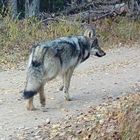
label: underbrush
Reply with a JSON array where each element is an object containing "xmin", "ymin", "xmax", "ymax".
[
  {"xmin": 90, "ymin": 93, "xmax": 140, "ymax": 140},
  {"xmin": 0, "ymin": 15, "xmax": 82, "ymax": 68},
  {"xmin": 0, "ymin": 15, "xmax": 140, "ymax": 69},
  {"xmin": 0, "ymin": 16, "xmax": 82, "ymax": 67},
  {"xmin": 96, "ymin": 16, "xmax": 140, "ymax": 48}
]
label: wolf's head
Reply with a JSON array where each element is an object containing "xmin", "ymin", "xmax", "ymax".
[{"xmin": 84, "ymin": 29, "xmax": 106, "ymax": 57}]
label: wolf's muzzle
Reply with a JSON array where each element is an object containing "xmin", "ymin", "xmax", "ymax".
[{"xmin": 96, "ymin": 49, "xmax": 106, "ymax": 57}]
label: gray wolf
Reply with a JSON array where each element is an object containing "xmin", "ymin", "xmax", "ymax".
[{"xmin": 23, "ymin": 28, "xmax": 106, "ymax": 110}]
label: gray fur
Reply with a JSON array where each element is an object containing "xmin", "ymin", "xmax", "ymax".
[{"xmin": 23, "ymin": 29, "xmax": 106, "ymax": 110}]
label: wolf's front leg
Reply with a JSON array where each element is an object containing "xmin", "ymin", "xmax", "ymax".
[
  {"xmin": 59, "ymin": 75, "xmax": 64, "ymax": 91},
  {"xmin": 26, "ymin": 97, "xmax": 35, "ymax": 111},
  {"xmin": 59, "ymin": 85, "xmax": 64, "ymax": 91},
  {"xmin": 63, "ymin": 84, "xmax": 70, "ymax": 101},
  {"xmin": 39, "ymin": 85, "xmax": 46, "ymax": 107},
  {"xmin": 63, "ymin": 68, "xmax": 74, "ymax": 101}
]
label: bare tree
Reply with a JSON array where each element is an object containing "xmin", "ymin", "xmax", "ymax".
[
  {"xmin": 130, "ymin": 0, "xmax": 135, "ymax": 15},
  {"xmin": 25, "ymin": 0, "xmax": 40, "ymax": 18}
]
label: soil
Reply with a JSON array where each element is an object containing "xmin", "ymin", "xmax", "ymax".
[{"xmin": 0, "ymin": 45, "xmax": 140, "ymax": 139}]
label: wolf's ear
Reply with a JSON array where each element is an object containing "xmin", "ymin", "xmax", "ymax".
[{"xmin": 84, "ymin": 29, "xmax": 96, "ymax": 38}]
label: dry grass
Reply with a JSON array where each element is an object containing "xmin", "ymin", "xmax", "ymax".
[
  {"xmin": 96, "ymin": 16, "xmax": 140, "ymax": 48},
  {"xmin": 0, "ymin": 16, "xmax": 83, "ymax": 66},
  {"xmin": 0, "ymin": 15, "xmax": 140, "ymax": 67}
]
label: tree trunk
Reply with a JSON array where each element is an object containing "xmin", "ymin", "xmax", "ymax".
[
  {"xmin": 130, "ymin": 0, "xmax": 135, "ymax": 15},
  {"xmin": 8, "ymin": 0, "xmax": 17, "ymax": 17},
  {"xmin": 25, "ymin": 0, "xmax": 40, "ymax": 18}
]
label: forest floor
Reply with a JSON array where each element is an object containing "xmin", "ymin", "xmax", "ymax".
[{"xmin": 0, "ymin": 45, "xmax": 140, "ymax": 140}]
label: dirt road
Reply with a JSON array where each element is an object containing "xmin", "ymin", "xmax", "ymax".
[{"xmin": 0, "ymin": 45, "xmax": 140, "ymax": 139}]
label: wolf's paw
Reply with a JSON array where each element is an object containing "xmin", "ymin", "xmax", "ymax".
[
  {"xmin": 40, "ymin": 99, "xmax": 46, "ymax": 107},
  {"xmin": 41, "ymin": 102, "xmax": 46, "ymax": 107},
  {"xmin": 26, "ymin": 104, "xmax": 36, "ymax": 111},
  {"xmin": 64, "ymin": 95, "xmax": 71, "ymax": 101},
  {"xmin": 59, "ymin": 85, "xmax": 64, "ymax": 91}
]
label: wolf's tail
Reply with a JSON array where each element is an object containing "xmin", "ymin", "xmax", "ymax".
[
  {"xmin": 23, "ymin": 67, "xmax": 43, "ymax": 99},
  {"xmin": 23, "ymin": 45, "xmax": 48, "ymax": 99}
]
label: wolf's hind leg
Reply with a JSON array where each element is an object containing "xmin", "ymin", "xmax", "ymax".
[
  {"xmin": 26, "ymin": 97, "xmax": 35, "ymax": 111},
  {"xmin": 39, "ymin": 85, "xmax": 46, "ymax": 107},
  {"xmin": 63, "ymin": 68, "xmax": 74, "ymax": 101}
]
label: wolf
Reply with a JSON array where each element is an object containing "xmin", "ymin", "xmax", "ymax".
[{"xmin": 23, "ymin": 28, "xmax": 106, "ymax": 111}]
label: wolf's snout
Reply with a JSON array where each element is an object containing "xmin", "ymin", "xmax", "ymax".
[{"xmin": 96, "ymin": 49, "xmax": 106, "ymax": 57}]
